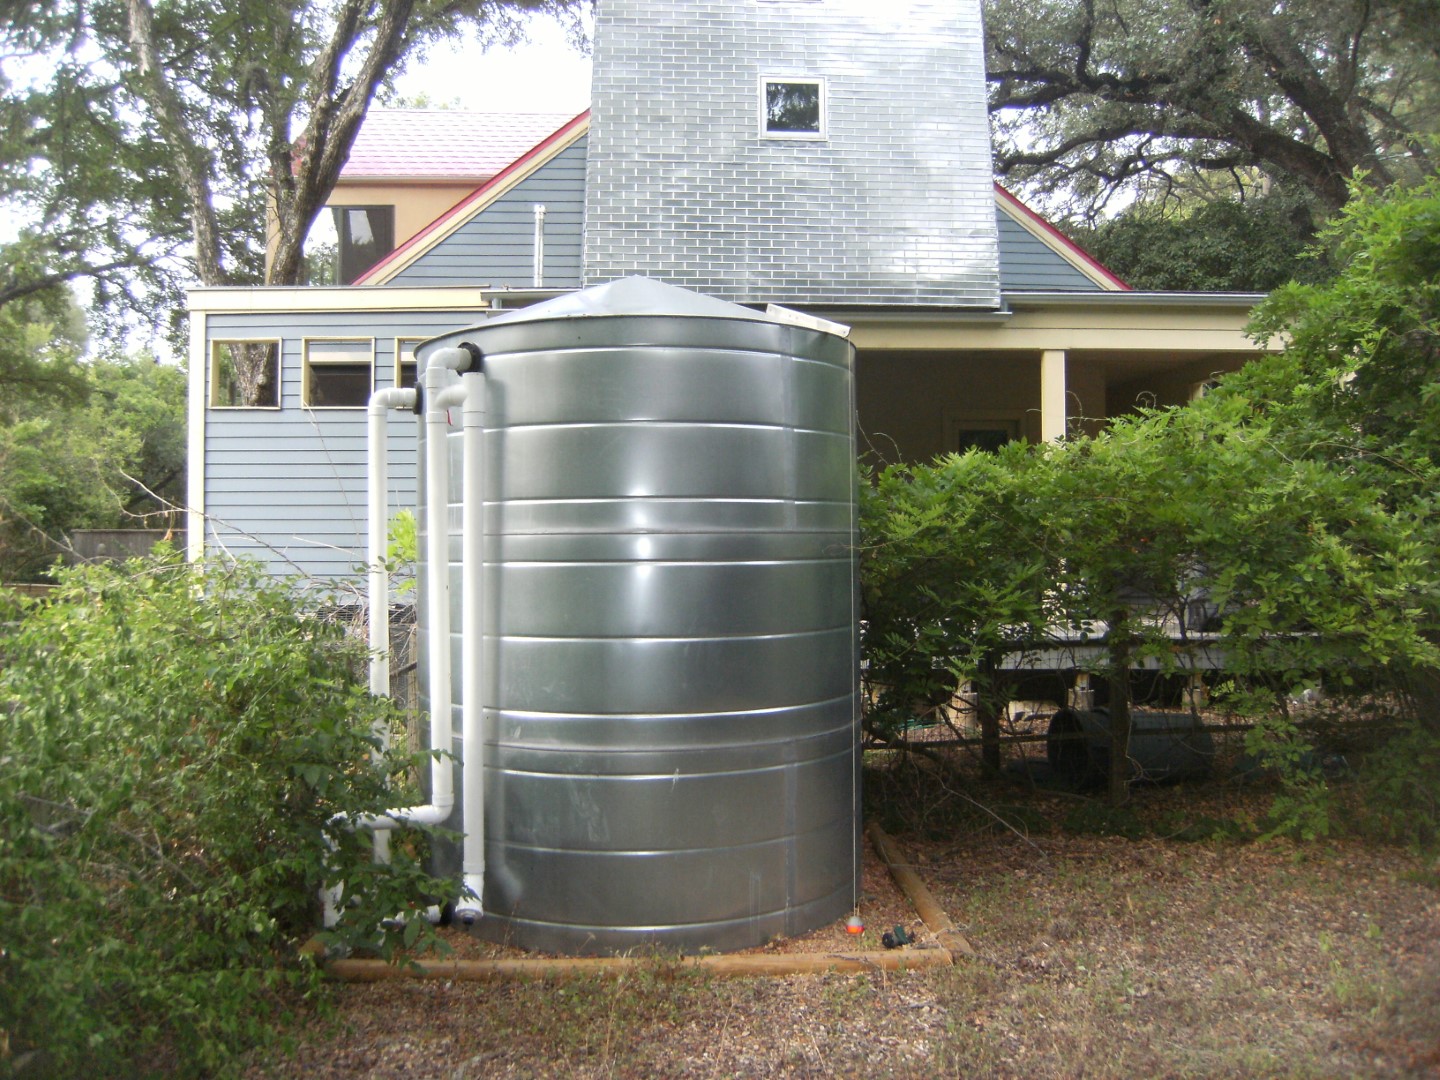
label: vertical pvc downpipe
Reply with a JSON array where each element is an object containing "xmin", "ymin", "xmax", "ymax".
[
  {"xmin": 418, "ymin": 354, "xmax": 467, "ymax": 824},
  {"xmin": 322, "ymin": 384, "xmax": 419, "ymax": 928},
  {"xmin": 532, "ymin": 204, "xmax": 546, "ymax": 288},
  {"xmin": 457, "ymin": 366, "xmax": 486, "ymax": 922},
  {"xmin": 365, "ymin": 386, "xmax": 417, "ymax": 865},
  {"xmin": 338, "ymin": 351, "xmax": 473, "ymax": 834}
]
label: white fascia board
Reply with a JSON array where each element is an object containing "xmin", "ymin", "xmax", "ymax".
[{"xmin": 184, "ymin": 285, "xmax": 498, "ymax": 315}]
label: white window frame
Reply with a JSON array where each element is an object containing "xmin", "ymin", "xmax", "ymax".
[
  {"xmin": 209, "ymin": 339, "xmax": 281, "ymax": 410},
  {"xmin": 301, "ymin": 337, "xmax": 375, "ymax": 409},
  {"xmin": 758, "ymin": 75, "xmax": 827, "ymax": 140}
]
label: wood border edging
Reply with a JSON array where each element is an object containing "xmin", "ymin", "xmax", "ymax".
[{"xmin": 319, "ymin": 823, "xmax": 970, "ymax": 980}]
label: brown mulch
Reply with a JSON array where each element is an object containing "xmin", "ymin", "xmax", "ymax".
[{"xmin": 246, "ymin": 774, "xmax": 1440, "ymax": 1079}]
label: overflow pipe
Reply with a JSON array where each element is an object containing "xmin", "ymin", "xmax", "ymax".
[
  {"xmin": 456, "ymin": 368, "xmax": 486, "ymax": 923},
  {"xmin": 364, "ymin": 386, "xmax": 417, "ymax": 866},
  {"xmin": 324, "ymin": 349, "xmax": 475, "ymax": 928}
]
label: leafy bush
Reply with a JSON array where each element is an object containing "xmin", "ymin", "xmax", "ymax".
[
  {"xmin": 1358, "ymin": 719, "xmax": 1440, "ymax": 849},
  {"xmin": 0, "ymin": 552, "xmax": 455, "ymax": 1077}
]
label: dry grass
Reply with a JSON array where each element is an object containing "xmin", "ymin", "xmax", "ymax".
[{"xmin": 246, "ymin": 752, "xmax": 1440, "ymax": 1079}]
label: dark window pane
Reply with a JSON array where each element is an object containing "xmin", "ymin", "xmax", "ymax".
[
  {"xmin": 765, "ymin": 82, "xmax": 822, "ymax": 133},
  {"xmin": 307, "ymin": 364, "xmax": 372, "ymax": 407},
  {"xmin": 398, "ymin": 340, "xmax": 420, "ymax": 389},
  {"xmin": 956, "ymin": 428, "xmax": 1014, "ymax": 453},
  {"xmin": 334, "ymin": 206, "xmax": 395, "ymax": 284}
]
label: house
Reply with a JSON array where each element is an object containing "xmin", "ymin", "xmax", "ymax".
[{"xmin": 186, "ymin": 0, "xmax": 1268, "ymax": 580}]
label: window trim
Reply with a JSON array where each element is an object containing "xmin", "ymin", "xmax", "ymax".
[
  {"xmin": 944, "ymin": 411, "xmax": 1023, "ymax": 453},
  {"xmin": 395, "ymin": 337, "xmax": 423, "ymax": 390},
  {"xmin": 209, "ymin": 338, "xmax": 281, "ymax": 410},
  {"xmin": 758, "ymin": 75, "xmax": 827, "ymax": 140},
  {"xmin": 301, "ymin": 336, "xmax": 375, "ymax": 410}
]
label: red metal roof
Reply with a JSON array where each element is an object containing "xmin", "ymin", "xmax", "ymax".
[
  {"xmin": 339, "ymin": 110, "xmax": 578, "ymax": 181},
  {"xmin": 354, "ymin": 110, "xmax": 591, "ymax": 284}
]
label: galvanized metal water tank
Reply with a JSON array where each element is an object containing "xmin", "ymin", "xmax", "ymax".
[{"xmin": 416, "ymin": 277, "xmax": 860, "ymax": 955}]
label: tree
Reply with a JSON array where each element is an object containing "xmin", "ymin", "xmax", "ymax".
[
  {"xmin": 0, "ymin": 0, "xmax": 585, "ymax": 351},
  {"xmin": 861, "ymin": 382, "xmax": 1439, "ymax": 806},
  {"xmin": 1072, "ymin": 190, "xmax": 1325, "ymax": 291},
  {"xmin": 1244, "ymin": 172, "xmax": 1440, "ymax": 728},
  {"xmin": 1248, "ymin": 170, "xmax": 1440, "ymax": 470},
  {"xmin": 0, "ymin": 292, "xmax": 186, "ymax": 580},
  {"xmin": 985, "ymin": 0, "xmax": 1440, "ymax": 219},
  {"xmin": 860, "ymin": 445, "xmax": 1055, "ymax": 770}
]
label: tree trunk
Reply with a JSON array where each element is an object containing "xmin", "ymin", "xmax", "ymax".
[
  {"xmin": 265, "ymin": 0, "xmax": 417, "ymax": 286},
  {"xmin": 976, "ymin": 655, "xmax": 1002, "ymax": 773},
  {"xmin": 125, "ymin": 0, "xmax": 227, "ymax": 287},
  {"xmin": 1106, "ymin": 609, "xmax": 1134, "ymax": 807}
]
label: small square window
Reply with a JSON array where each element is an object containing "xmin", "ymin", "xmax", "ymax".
[
  {"xmin": 761, "ymin": 77, "xmax": 825, "ymax": 138},
  {"xmin": 396, "ymin": 338, "xmax": 422, "ymax": 389},
  {"xmin": 304, "ymin": 339, "xmax": 374, "ymax": 408},
  {"xmin": 211, "ymin": 340, "xmax": 279, "ymax": 408}
]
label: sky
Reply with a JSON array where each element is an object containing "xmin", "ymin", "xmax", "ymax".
[{"xmin": 390, "ymin": 13, "xmax": 593, "ymax": 115}]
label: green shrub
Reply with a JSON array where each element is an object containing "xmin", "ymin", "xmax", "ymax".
[
  {"xmin": 1358, "ymin": 718, "xmax": 1440, "ymax": 849},
  {"xmin": 0, "ymin": 553, "xmax": 456, "ymax": 1077}
]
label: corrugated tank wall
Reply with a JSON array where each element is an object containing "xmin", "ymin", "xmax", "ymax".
[{"xmin": 416, "ymin": 278, "xmax": 861, "ymax": 954}]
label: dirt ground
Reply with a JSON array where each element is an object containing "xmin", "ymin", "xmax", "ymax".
[{"xmin": 246, "ymin": 758, "xmax": 1440, "ymax": 1079}]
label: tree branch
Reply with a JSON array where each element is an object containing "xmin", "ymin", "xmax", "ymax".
[{"xmin": 124, "ymin": 0, "xmax": 228, "ymax": 285}]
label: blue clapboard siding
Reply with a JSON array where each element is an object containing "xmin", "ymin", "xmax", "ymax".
[
  {"xmin": 202, "ymin": 308, "xmax": 482, "ymax": 580},
  {"xmin": 386, "ymin": 139, "xmax": 588, "ymax": 289},
  {"xmin": 997, "ymin": 211, "xmax": 1105, "ymax": 292}
]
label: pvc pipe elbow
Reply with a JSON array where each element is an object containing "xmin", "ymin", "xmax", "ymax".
[
  {"xmin": 368, "ymin": 387, "xmax": 417, "ymax": 415},
  {"xmin": 456, "ymin": 877, "xmax": 485, "ymax": 925}
]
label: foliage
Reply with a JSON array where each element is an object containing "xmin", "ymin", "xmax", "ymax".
[
  {"xmin": 859, "ymin": 444, "xmax": 1053, "ymax": 751},
  {"xmin": 861, "ymin": 379, "xmax": 1440, "ymax": 805},
  {"xmin": 1241, "ymin": 714, "xmax": 1333, "ymax": 841},
  {"xmin": 984, "ymin": 0, "xmax": 1440, "ymax": 219},
  {"xmin": 0, "ymin": 286, "xmax": 91, "ymax": 412},
  {"xmin": 1357, "ymin": 719, "xmax": 1440, "ymax": 848},
  {"xmin": 0, "ymin": 553, "xmax": 457, "ymax": 1076},
  {"xmin": 0, "ymin": 330, "xmax": 187, "ymax": 581},
  {"xmin": 1073, "ymin": 193, "xmax": 1325, "ymax": 292},
  {"xmin": 1243, "ymin": 173, "xmax": 1440, "ymax": 839},
  {"xmin": 386, "ymin": 508, "xmax": 419, "ymax": 596},
  {"xmin": 0, "ymin": 0, "xmax": 586, "ymax": 353},
  {"xmin": 1248, "ymin": 170, "xmax": 1440, "ymax": 474}
]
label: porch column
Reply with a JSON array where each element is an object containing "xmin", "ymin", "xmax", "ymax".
[{"xmin": 1040, "ymin": 349, "xmax": 1067, "ymax": 442}]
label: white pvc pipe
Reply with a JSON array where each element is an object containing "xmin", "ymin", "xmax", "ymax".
[
  {"xmin": 367, "ymin": 387, "xmax": 416, "ymax": 700},
  {"xmin": 456, "ymin": 369, "xmax": 486, "ymax": 923},
  {"xmin": 365, "ymin": 386, "xmax": 417, "ymax": 866},
  {"xmin": 324, "ymin": 350, "xmax": 474, "ymax": 929}
]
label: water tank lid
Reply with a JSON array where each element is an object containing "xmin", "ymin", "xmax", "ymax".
[{"xmin": 479, "ymin": 276, "xmax": 842, "ymax": 334}]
